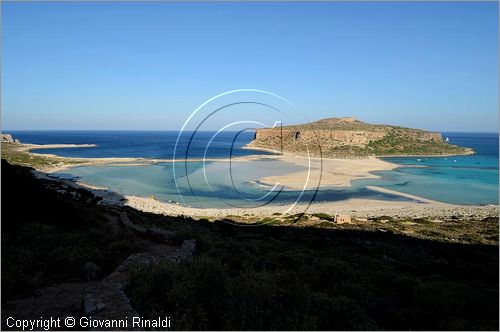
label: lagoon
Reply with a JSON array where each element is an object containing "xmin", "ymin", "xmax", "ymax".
[{"xmin": 7, "ymin": 131, "xmax": 499, "ymax": 207}]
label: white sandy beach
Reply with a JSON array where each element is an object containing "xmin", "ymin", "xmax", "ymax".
[
  {"xmin": 257, "ymin": 154, "xmax": 396, "ymax": 189},
  {"xmin": 20, "ymin": 143, "xmax": 276, "ymax": 172},
  {"xmin": 33, "ymin": 167, "xmax": 497, "ymax": 220},
  {"xmin": 20, "ymin": 142, "xmax": 497, "ymax": 220},
  {"xmin": 122, "ymin": 193, "xmax": 496, "ymax": 219}
]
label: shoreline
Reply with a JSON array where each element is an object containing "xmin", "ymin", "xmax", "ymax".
[
  {"xmin": 48, "ymin": 175, "xmax": 498, "ymax": 220},
  {"xmin": 21, "ymin": 141, "xmax": 474, "ymax": 172},
  {"xmin": 40, "ymin": 163, "xmax": 498, "ymax": 221},
  {"xmin": 27, "ymin": 143, "xmax": 98, "ymax": 149},
  {"xmin": 5, "ymin": 141, "xmax": 498, "ymax": 220},
  {"xmin": 24, "ymin": 142, "xmax": 401, "ymax": 190},
  {"xmin": 31, "ymin": 168, "xmax": 498, "ymax": 221},
  {"xmin": 243, "ymin": 144, "xmax": 475, "ymax": 158},
  {"xmin": 13, "ymin": 142, "xmax": 278, "ymax": 172}
]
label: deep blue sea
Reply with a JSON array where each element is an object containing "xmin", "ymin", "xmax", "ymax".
[
  {"xmin": 8, "ymin": 130, "xmax": 271, "ymax": 159},
  {"xmin": 6, "ymin": 131, "xmax": 499, "ymax": 207}
]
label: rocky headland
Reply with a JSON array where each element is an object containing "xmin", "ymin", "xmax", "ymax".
[
  {"xmin": 247, "ymin": 117, "xmax": 473, "ymax": 158},
  {"xmin": 1, "ymin": 133, "xmax": 21, "ymax": 144}
]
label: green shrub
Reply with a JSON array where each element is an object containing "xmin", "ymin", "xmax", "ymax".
[{"xmin": 313, "ymin": 213, "xmax": 334, "ymax": 221}]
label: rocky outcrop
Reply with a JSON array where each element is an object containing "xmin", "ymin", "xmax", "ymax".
[
  {"xmin": 84, "ymin": 262, "xmax": 103, "ymax": 281},
  {"xmin": 81, "ymin": 211, "xmax": 196, "ymax": 327},
  {"xmin": 1, "ymin": 134, "xmax": 17, "ymax": 143},
  {"xmin": 179, "ymin": 239, "xmax": 196, "ymax": 261},
  {"xmin": 118, "ymin": 211, "xmax": 176, "ymax": 242},
  {"xmin": 247, "ymin": 117, "xmax": 468, "ymax": 157},
  {"xmin": 83, "ymin": 241, "xmax": 195, "ymax": 328},
  {"xmin": 254, "ymin": 128, "xmax": 387, "ymax": 145}
]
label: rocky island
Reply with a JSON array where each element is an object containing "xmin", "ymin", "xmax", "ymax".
[{"xmin": 247, "ymin": 117, "xmax": 473, "ymax": 158}]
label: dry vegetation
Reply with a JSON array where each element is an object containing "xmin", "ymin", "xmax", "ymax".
[{"xmin": 2, "ymin": 159, "xmax": 498, "ymax": 330}]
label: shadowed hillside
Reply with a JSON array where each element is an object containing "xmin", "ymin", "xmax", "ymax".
[{"xmin": 1, "ymin": 160, "xmax": 498, "ymax": 330}]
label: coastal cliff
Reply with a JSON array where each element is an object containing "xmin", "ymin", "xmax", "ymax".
[
  {"xmin": 247, "ymin": 117, "xmax": 472, "ymax": 157},
  {"xmin": 1, "ymin": 133, "xmax": 21, "ymax": 144}
]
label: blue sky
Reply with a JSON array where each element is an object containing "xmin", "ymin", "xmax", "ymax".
[{"xmin": 2, "ymin": 1, "xmax": 498, "ymax": 131}]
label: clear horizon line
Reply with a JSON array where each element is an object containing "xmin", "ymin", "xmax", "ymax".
[{"xmin": 2, "ymin": 129, "xmax": 499, "ymax": 134}]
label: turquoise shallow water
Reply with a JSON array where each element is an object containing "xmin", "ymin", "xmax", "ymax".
[
  {"xmin": 8, "ymin": 131, "xmax": 498, "ymax": 207},
  {"xmin": 360, "ymin": 133, "xmax": 499, "ymax": 205},
  {"xmin": 55, "ymin": 159, "xmax": 420, "ymax": 209}
]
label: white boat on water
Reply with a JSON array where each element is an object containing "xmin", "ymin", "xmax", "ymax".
[{"xmin": 445, "ymin": 137, "xmax": 450, "ymax": 142}]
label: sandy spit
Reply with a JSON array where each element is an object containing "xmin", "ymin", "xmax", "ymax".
[{"xmin": 23, "ymin": 143, "xmax": 498, "ymax": 220}]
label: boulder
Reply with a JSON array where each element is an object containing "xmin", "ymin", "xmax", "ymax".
[
  {"xmin": 147, "ymin": 226, "xmax": 176, "ymax": 242},
  {"xmin": 1, "ymin": 134, "xmax": 14, "ymax": 143},
  {"xmin": 179, "ymin": 239, "xmax": 196, "ymax": 261},
  {"xmin": 84, "ymin": 262, "xmax": 102, "ymax": 281}
]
